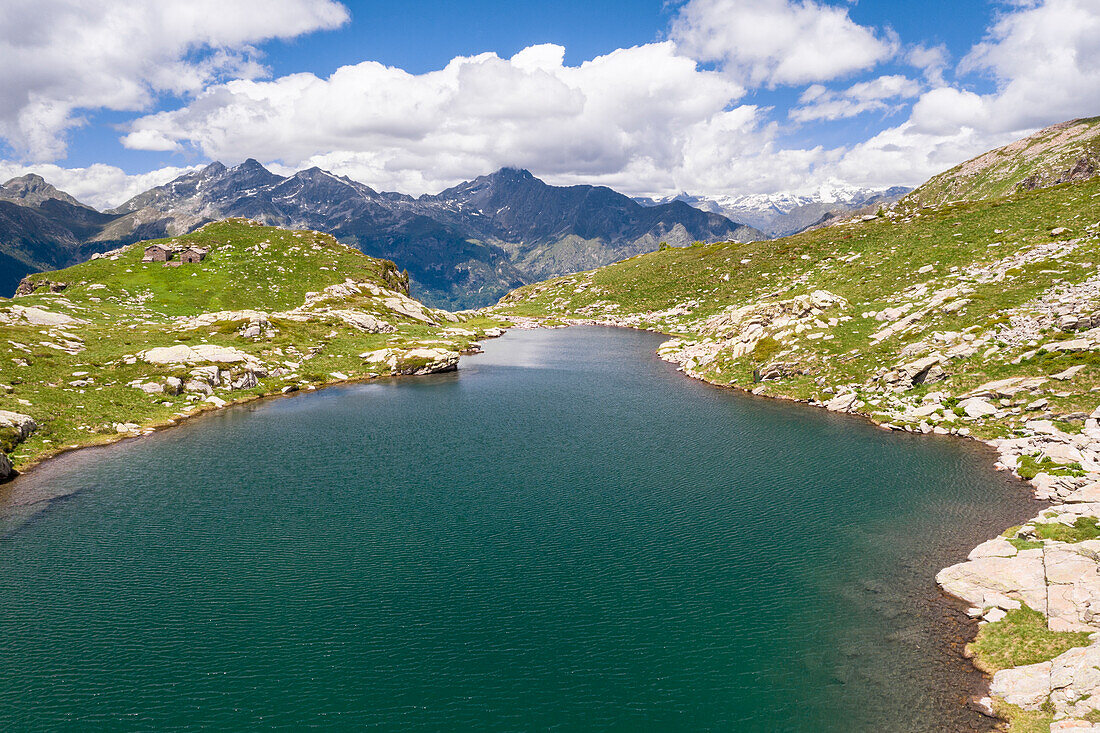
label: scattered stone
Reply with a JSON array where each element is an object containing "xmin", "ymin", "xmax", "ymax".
[
  {"xmin": 1053, "ymin": 365, "xmax": 1088, "ymax": 381},
  {"xmin": 959, "ymin": 397, "xmax": 998, "ymax": 418}
]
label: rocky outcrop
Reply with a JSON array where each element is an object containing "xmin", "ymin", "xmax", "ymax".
[
  {"xmin": 0, "ymin": 410, "xmax": 37, "ymax": 441},
  {"xmin": 141, "ymin": 344, "xmax": 258, "ymax": 365},
  {"xmin": 880, "ymin": 353, "xmax": 946, "ymax": 390},
  {"xmin": 359, "ymin": 347, "xmax": 460, "ymax": 375}
]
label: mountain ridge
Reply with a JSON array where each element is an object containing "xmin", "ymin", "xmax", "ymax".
[
  {"xmin": 634, "ymin": 183, "xmax": 912, "ymax": 237},
  {"xmin": 1, "ymin": 163, "xmax": 762, "ymax": 309}
]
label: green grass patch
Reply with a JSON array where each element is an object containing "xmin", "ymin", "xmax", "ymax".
[
  {"xmin": 751, "ymin": 335, "xmax": 782, "ymax": 363},
  {"xmin": 1032, "ymin": 516, "xmax": 1100, "ymax": 543},
  {"xmin": 991, "ymin": 699, "xmax": 1053, "ymax": 733},
  {"xmin": 968, "ymin": 605, "xmax": 1091, "ymax": 674},
  {"xmin": 1017, "ymin": 455, "xmax": 1087, "ymax": 479}
]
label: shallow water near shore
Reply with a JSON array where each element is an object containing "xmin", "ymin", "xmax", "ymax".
[{"xmin": 0, "ymin": 326, "xmax": 1039, "ymax": 731}]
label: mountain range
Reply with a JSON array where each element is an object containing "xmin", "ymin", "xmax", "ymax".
[
  {"xmin": 0, "ymin": 163, "xmax": 761, "ymax": 309},
  {"xmin": 634, "ymin": 183, "xmax": 911, "ymax": 238}
]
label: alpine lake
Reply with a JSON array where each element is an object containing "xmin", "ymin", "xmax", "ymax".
[{"xmin": 0, "ymin": 326, "xmax": 1039, "ymax": 731}]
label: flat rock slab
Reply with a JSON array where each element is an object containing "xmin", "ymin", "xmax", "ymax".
[{"xmin": 142, "ymin": 344, "xmax": 256, "ymax": 365}]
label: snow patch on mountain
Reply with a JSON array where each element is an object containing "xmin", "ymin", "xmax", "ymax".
[{"xmin": 635, "ymin": 182, "xmax": 911, "ymax": 237}]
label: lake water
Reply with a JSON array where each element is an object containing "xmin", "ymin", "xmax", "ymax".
[{"xmin": 0, "ymin": 327, "xmax": 1039, "ymax": 731}]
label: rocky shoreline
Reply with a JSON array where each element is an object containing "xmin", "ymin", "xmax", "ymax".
[
  {"xmin": 506, "ymin": 314, "xmax": 1100, "ymax": 731},
  {"xmin": 0, "ymin": 328, "xmax": 505, "ymax": 484}
]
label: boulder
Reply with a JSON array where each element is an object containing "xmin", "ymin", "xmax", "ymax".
[
  {"xmin": 1047, "ymin": 338, "xmax": 1092, "ymax": 353},
  {"xmin": 966, "ymin": 377, "xmax": 1048, "ymax": 399},
  {"xmin": 1053, "ymin": 365, "xmax": 1088, "ymax": 381},
  {"xmin": 0, "ymin": 452, "xmax": 14, "ymax": 481},
  {"xmin": 960, "ymin": 397, "xmax": 998, "ymax": 418},
  {"xmin": 399, "ymin": 348, "xmax": 460, "ymax": 375},
  {"xmin": 229, "ymin": 372, "xmax": 258, "ymax": 390},
  {"xmin": 359, "ymin": 349, "xmax": 398, "ymax": 371},
  {"xmin": 0, "ymin": 410, "xmax": 37, "ymax": 440},
  {"xmin": 754, "ymin": 362, "xmax": 802, "ymax": 381},
  {"xmin": 183, "ymin": 379, "xmax": 214, "ymax": 395},
  {"xmin": 826, "ymin": 391, "xmax": 859, "ymax": 412},
  {"xmin": 382, "ymin": 296, "xmax": 437, "ymax": 324},
  {"xmin": 11, "ymin": 305, "xmax": 78, "ymax": 326},
  {"xmin": 883, "ymin": 354, "xmax": 945, "ymax": 390}
]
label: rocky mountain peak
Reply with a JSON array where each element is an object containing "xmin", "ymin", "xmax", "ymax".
[
  {"xmin": 223, "ymin": 159, "xmax": 283, "ymax": 189},
  {"xmin": 0, "ymin": 173, "xmax": 84, "ymax": 208},
  {"xmin": 199, "ymin": 161, "xmax": 227, "ymax": 177}
]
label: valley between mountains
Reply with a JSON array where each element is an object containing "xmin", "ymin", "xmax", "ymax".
[{"xmin": 2, "ymin": 116, "xmax": 1100, "ymax": 730}]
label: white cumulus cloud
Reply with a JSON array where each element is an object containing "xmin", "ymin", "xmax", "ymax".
[
  {"xmin": 120, "ymin": 42, "xmax": 749, "ymax": 195},
  {"xmin": 670, "ymin": 0, "xmax": 897, "ymax": 86},
  {"xmin": 0, "ymin": 0, "xmax": 349, "ymax": 161},
  {"xmin": 824, "ymin": 0, "xmax": 1100, "ymax": 190},
  {"xmin": 4, "ymin": 0, "xmax": 1099, "ymax": 206},
  {"xmin": 790, "ymin": 75, "xmax": 921, "ymax": 122}
]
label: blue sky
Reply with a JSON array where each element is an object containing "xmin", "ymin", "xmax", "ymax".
[{"xmin": 2, "ymin": 0, "xmax": 1097, "ymax": 207}]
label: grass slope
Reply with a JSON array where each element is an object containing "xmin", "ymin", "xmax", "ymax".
[
  {"xmin": 0, "ymin": 219, "xmax": 505, "ymax": 473},
  {"xmin": 907, "ymin": 117, "xmax": 1100, "ymax": 207}
]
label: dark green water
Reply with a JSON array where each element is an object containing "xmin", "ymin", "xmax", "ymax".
[{"xmin": 0, "ymin": 327, "xmax": 1038, "ymax": 731}]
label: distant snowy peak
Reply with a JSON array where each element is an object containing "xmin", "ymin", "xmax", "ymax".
[{"xmin": 635, "ymin": 184, "xmax": 911, "ymax": 237}]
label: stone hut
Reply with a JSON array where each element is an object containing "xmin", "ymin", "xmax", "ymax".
[
  {"xmin": 142, "ymin": 244, "xmax": 172, "ymax": 262},
  {"xmin": 180, "ymin": 247, "xmax": 209, "ymax": 264}
]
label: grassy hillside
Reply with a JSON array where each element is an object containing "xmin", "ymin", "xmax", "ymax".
[
  {"xmin": 907, "ymin": 117, "xmax": 1100, "ymax": 207},
  {"xmin": 0, "ymin": 219, "xmax": 505, "ymax": 474},
  {"xmin": 495, "ymin": 175, "xmax": 1100, "ymax": 441}
]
